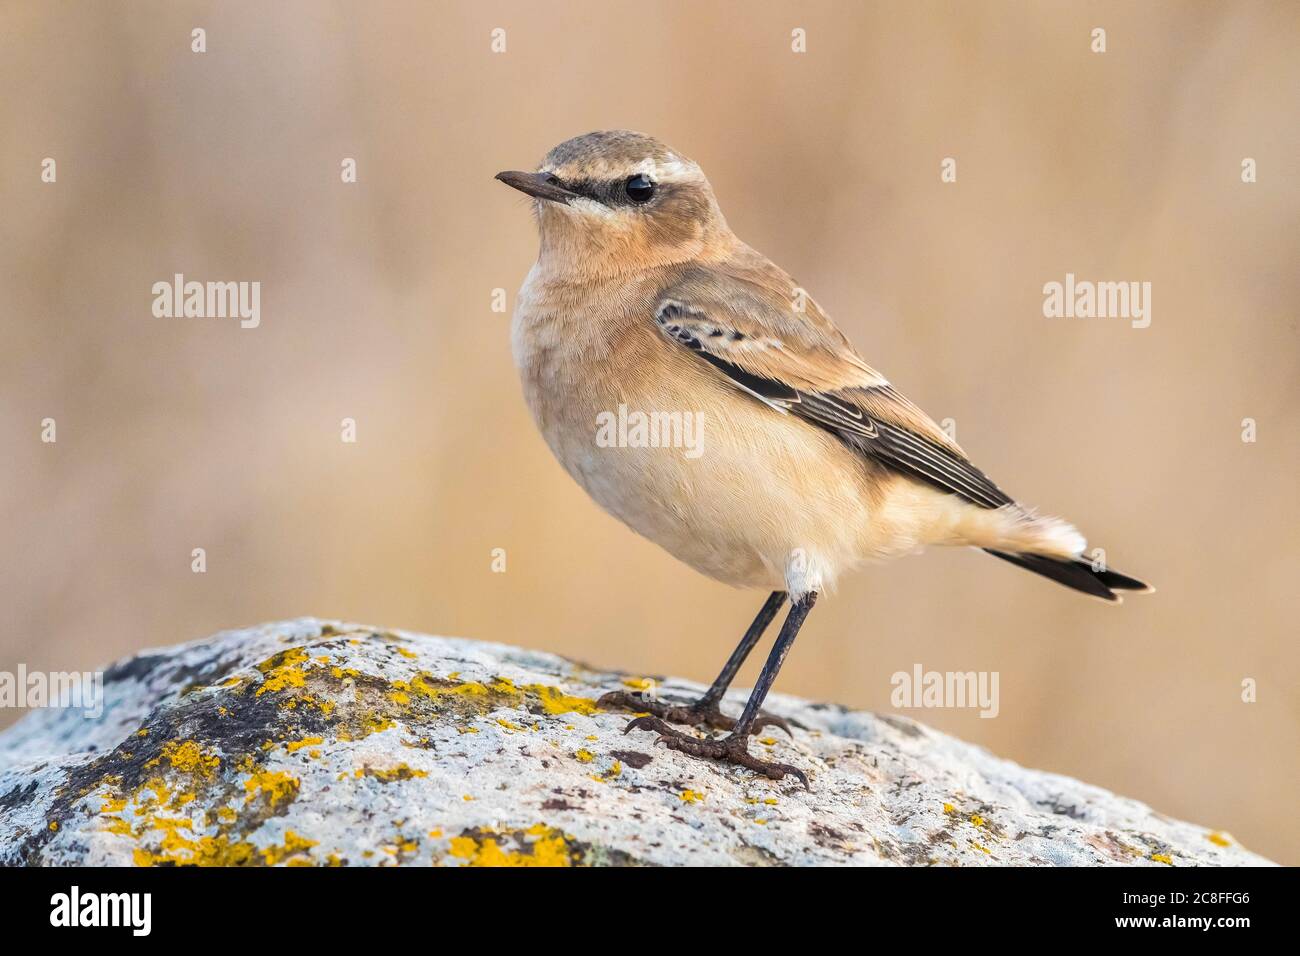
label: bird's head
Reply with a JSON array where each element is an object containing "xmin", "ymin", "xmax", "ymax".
[{"xmin": 496, "ymin": 130, "xmax": 734, "ymax": 274}]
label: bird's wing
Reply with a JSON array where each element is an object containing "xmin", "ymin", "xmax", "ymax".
[{"xmin": 654, "ymin": 257, "xmax": 1013, "ymax": 509}]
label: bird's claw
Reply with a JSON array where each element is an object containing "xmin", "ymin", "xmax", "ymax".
[{"xmin": 621, "ymin": 715, "xmax": 810, "ymax": 789}]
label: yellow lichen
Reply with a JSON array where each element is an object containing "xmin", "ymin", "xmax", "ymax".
[
  {"xmin": 135, "ymin": 776, "xmax": 172, "ymax": 808},
  {"xmin": 447, "ymin": 826, "xmax": 573, "ymax": 867},
  {"xmin": 574, "ymin": 749, "xmax": 595, "ymax": 763},
  {"xmin": 383, "ymin": 837, "xmax": 419, "ymax": 858},
  {"xmin": 134, "ymin": 831, "xmax": 259, "ymax": 867},
  {"xmin": 410, "ymin": 674, "xmax": 489, "ymax": 701},
  {"xmin": 399, "ymin": 671, "xmax": 599, "ymax": 723},
  {"xmin": 527, "ymin": 684, "xmax": 599, "ymax": 716},
  {"xmin": 254, "ymin": 647, "xmax": 311, "ymax": 696},
  {"xmin": 680, "ymin": 790, "xmax": 703, "ymax": 803},
  {"xmin": 356, "ymin": 763, "xmax": 427, "ymax": 782},
  {"xmin": 1151, "ymin": 853, "xmax": 1173, "ymax": 865},
  {"xmin": 363, "ymin": 714, "xmax": 395, "ymax": 734},
  {"xmin": 100, "ymin": 795, "xmax": 127, "ymax": 813},
  {"xmin": 283, "ymin": 736, "xmax": 324, "ymax": 754},
  {"xmin": 243, "ymin": 770, "xmax": 300, "ymax": 807},
  {"xmin": 157, "ymin": 739, "xmax": 220, "ymax": 777},
  {"xmin": 262, "ymin": 830, "xmax": 318, "ymax": 865},
  {"xmin": 1207, "ymin": 832, "xmax": 1231, "ymax": 847}
]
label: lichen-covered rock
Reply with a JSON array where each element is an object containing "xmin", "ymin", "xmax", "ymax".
[{"xmin": 0, "ymin": 619, "xmax": 1272, "ymax": 866}]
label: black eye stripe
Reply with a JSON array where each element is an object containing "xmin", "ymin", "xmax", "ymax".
[{"xmin": 554, "ymin": 177, "xmax": 658, "ymax": 206}]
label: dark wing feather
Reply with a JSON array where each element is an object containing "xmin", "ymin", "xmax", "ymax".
[
  {"xmin": 657, "ymin": 303, "xmax": 1011, "ymax": 509},
  {"xmin": 837, "ymin": 400, "xmax": 1012, "ymax": 509}
]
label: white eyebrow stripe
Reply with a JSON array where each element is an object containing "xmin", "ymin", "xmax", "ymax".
[
  {"xmin": 653, "ymin": 159, "xmax": 697, "ymax": 182},
  {"xmin": 541, "ymin": 156, "xmax": 701, "ymax": 187},
  {"xmin": 625, "ymin": 156, "xmax": 697, "ymax": 183}
]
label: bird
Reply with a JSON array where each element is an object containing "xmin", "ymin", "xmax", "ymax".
[{"xmin": 496, "ymin": 130, "xmax": 1151, "ymax": 787}]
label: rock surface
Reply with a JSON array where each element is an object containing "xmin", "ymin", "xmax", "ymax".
[{"xmin": 0, "ymin": 619, "xmax": 1271, "ymax": 866}]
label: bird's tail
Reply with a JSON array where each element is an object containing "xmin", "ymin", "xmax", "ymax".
[{"xmin": 983, "ymin": 549, "xmax": 1153, "ymax": 603}]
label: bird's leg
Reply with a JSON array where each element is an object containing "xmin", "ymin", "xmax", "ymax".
[
  {"xmin": 597, "ymin": 591, "xmax": 792, "ymax": 736},
  {"xmin": 623, "ymin": 592, "xmax": 819, "ymax": 788}
]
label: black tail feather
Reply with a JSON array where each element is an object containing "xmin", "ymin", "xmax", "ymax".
[
  {"xmin": 1091, "ymin": 565, "xmax": 1151, "ymax": 592},
  {"xmin": 984, "ymin": 550, "xmax": 1152, "ymax": 602}
]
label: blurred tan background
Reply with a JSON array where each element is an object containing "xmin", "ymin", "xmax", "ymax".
[{"xmin": 2, "ymin": 1, "xmax": 1297, "ymax": 863}]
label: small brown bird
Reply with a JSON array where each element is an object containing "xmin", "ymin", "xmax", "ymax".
[{"xmin": 497, "ymin": 130, "xmax": 1150, "ymax": 787}]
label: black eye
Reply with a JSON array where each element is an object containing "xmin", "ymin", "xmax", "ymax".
[{"xmin": 624, "ymin": 174, "xmax": 656, "ymax": 203}]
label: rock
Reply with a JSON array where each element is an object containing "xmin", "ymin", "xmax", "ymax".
[{"xmin": 0, "ymin": 618, "xmax": 1272, "ymax": 866}]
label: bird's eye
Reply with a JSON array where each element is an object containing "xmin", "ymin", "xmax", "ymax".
[{"xmin": 624, "ymin": 174, "xmax": 656, "ymax": 203}]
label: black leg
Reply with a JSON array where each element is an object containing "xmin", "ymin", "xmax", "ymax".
[
  {"xmin": 598, "ymin": 591, "xmax": 792, "ymax": 736},
  {"xmin": 699, "ymin": 590, "xmax": 786, "ymax": 706},
  {"xmin": 624, "ymin": 592, "xmax": 819, "ymax": 788},
  {"xmin": 731, "ymin": 591, "xmax": 815, "ymax": 735}
]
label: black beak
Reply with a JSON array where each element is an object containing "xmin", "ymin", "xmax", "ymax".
[{"xmin": 495, "ymin": 170, "xmax": 576, "ymax": 205}]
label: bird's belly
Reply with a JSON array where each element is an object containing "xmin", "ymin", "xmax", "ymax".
[{"xmin": 521, "ymin": 348, "xmax": 882, "ymax": 593}]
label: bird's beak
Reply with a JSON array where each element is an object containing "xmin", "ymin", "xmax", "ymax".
[{"xmin": 494, "ymin": 170, "xmax": 576, "ymax": 205}]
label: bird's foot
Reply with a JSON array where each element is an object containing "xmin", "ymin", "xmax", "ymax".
[
  {"xmin": 621, "ymin": 715, "xmax": 809, "ymax": 789},
  {"xmin": 596, "ymin": 690, "xmax": 791, "ymax": 737}
]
